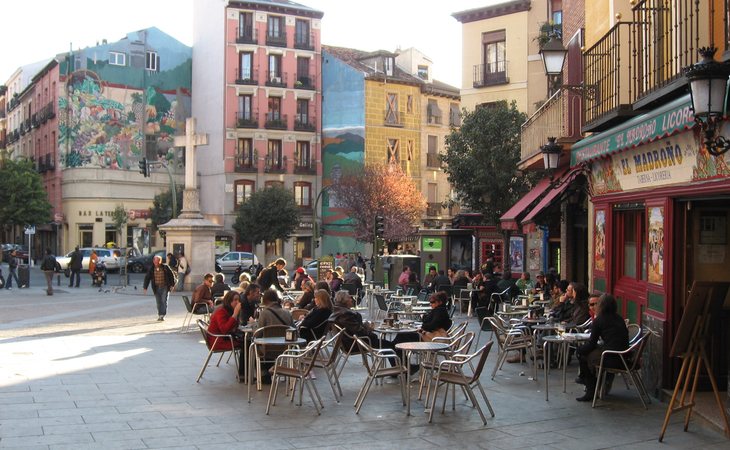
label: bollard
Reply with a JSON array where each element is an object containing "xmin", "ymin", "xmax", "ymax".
[{"xmin": 57, "ymin": 274, "xmax": 61, "ymax": 286}]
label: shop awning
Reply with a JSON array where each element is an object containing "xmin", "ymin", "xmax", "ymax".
[
  {"xmin": 499, "ymin": 169, "xmax": 566, "ymax": 230},
  {"xmin": 570, "ymin": 95, "xmax": 693, "ymax": 164},
  {"xmin": 521, "ymin": 167, "xmax": 584, "ymax": 228}
]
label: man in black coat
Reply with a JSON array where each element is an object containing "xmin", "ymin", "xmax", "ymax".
[
  {"xmin": 429, "ymin": 269, "xmax": 451, "ymax": 293},
  {"xmin": 68, "ymin": 246, "xmax": 83, "ymax": 288}
]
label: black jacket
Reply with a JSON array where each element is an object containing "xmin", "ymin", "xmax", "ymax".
[
  {"xmin": 299, "ymin": 307, "xmax": 332, "ymax": 339},
  {"xmin": 143, "ymin": 264, "xmax": 176, "ymax": 293},
  {"xmin": 578, "ymin": 312, "xmax": 629, "ymax": 355},
  {"xmin": 421, "ymin": 305, "xmax": 452, "ymax": 332},
  {"xmin": 257, "ymin": 265, "xmax": 284, "ymax": 292},
  {"xmin": 430, "ymin": 274, "xmax": 451, "ymax": 292},
  {"xmin": 69, "ymin": 250, "xmax": 83, "ymax": 270}
]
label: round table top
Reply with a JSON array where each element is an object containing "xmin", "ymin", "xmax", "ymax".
[
  {"xmin": 498, "ymin": 310, "xmax": 527, "ymax": 316},
  {"xmin": 239, "ymin": 325, "xmax": 255, "ymax": 332},
  {"xmin": 395, "ymin": 342, "xmax": 449, "ymax": 352},
  {"xmin": 563, "ymin": 332, "xmax": 591, "ymax": 341},
  {"xmin": 375, "ymin": 327, "xmax": 419, "ymax": 334},
  {"xmin": 521, "ymin": 317, "xmax": 547, "ymax": 324},
  {"xmin": 533, "ymin": 324, "xmax": 559, "ymax": 331},
  {"xmin": 542, "ymin": 335, "xmax": 569, "ymax": 343},
  {"xmin": 254, "ymin": 337, "xmax": 306, "ymax": 345}
]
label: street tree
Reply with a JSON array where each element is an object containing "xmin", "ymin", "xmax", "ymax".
[
  {"xmin": 442, "ymin": 100, "xmax": 538, "ymax": 224},
  {"xmin": 234, "ymin": 186, "xmax": 300, "ymax": 245},
  {"xmin": 329, "ymin": 163, "xmax": 425, "ymax": 243},
  {"xmin": 149, "ymin": 189, "xmax": 183, "ymax": 232},
  {"xmin": 0, "ymin": 159, "xmax": 52, "ymax": 228}
]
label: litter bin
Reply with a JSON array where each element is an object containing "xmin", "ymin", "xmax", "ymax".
[{"xmin": 18, "ymin": 264, "xmax": 30, "ymax": 287}]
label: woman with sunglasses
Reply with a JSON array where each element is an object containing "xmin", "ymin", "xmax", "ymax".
[{"xmin": 417, "ymin": 291, "xmax": 453, "ymax": 342}]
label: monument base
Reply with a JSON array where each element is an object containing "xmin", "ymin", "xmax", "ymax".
[{"xmin": 159, "ymin": 217, "xmax": 222, "ymax": 292}]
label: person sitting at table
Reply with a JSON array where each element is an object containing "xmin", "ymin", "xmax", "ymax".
[
  {"xmin": 515, "ymin": 272, "xmax": 535, "ymax": 294},
  {"xmin": 549, "ymin": 280, "xmax": 573, "ymax": 320},
  {"xmin": 329, "ymin": 291, "xmax": 395, "ymax": 355},
  {"xmin": 423, "ymin": 266, "xmax": 437, "ymax": 291},
  {"xmin": 292, "ymin": 267, "xmax": 313, "ymax": 290},
  {"xmin": 452, "ymin": 269, "xmax": 470, "ymax": 292},
  {"xmin": 239, "ymin": 283, "xmax": 261, "ymax": 325},
  {"xmin": 295, "ymin": 280, "xmax": 316, "ymax": 310},
  {"xmin": 210, "ymin": 273, "xmax": 230, "ymax": 299},
  {"xmin": 587, "ymin": 293, "xmax": 600, "ymax": 321},
  {"xmin": 299, "ymin": 289, "xmax": 333, "ymax": 341},
  {"xmin": 329, "ymin": 270, "xmax": 343, "ymax": 293},
  {"xmin": 567, "ymin": 282, "xmax": 591, "ymax": 328},
  {"xmin": 497, "ymin": 270, "xmax": 518, "ymax": 301},
  {"xmin": 429, "ymin": 269, "xmax": 451, "ymax": 293},
  {"xmin": 207, "ymin": 291, "xmax": 242, "ymax": 352},
  {"xmin": 316, "ymin": 280, "xmax": 331, "ymax": 295},
  {"xmin": 534, "ymin": 271, "xmax": 547, "ymax": 293},
  {"xmin": 575, "ymin": 293, "xmax": 629, "ymax": 401},
  {"xmin": 257, "ymin": 289, "xmax": 294, "ymax": 328},
  {"xmin": 405, "ymin": 271, "xmax": 421, "ymax": 293},
  {"xmin": 417, "ymin": 291, "xmax": 453, "ymax": 342},
  {"xmin": 192, "ymin": 273, "xmax": 215, "ymax": 313}
]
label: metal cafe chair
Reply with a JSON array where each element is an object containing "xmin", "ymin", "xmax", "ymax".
[
  {"xmin": 181, "ymin": 295, "xmax": 211, "ymax": 333},
  {"xmin": 428, "ymin": 341, "xmax": 495, "ymax": 425},
  {"xmin": 266, "ymin": 338, "xmax": 325, "ymax": 415},
  {"xmin": 353, "ymin": 335, "xmax": 407, "ymax": 414},
  {"xmin": 196, "ymin": 319, "xmax": 240, "ymax": 382}
]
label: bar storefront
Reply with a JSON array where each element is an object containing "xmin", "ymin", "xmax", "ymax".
[{"xmin": 572, "ymin": 96, "xmax": 730, "ymax": 401}]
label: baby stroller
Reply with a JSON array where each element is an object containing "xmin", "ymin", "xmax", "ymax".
[{"xmin": 92, "ymin": 261, "xmax": 107, "ymax": 287}]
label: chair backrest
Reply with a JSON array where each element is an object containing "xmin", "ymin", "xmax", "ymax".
[
  {"xmin": 254, "ymin": 324, "xmax": 290, "ymax": 338},
  {"xmin": 374, "ymin": 293, "xmax": 388, "ymax": 312},
  {"xmin": 354, "ymin": 335, "xmax": 377, "ymax": 375},
  {"xmin": 454, "ymin": 331, "xmax": 475, "ymax": 354},
  {"xmin": 627, "ymin": 328, "xmax": 652, "ymax": 370},
  {"xmin": 300, "ymin": 338, "xmax": 324, "ymax": 377},
  {"xmin": 197, "ymin": 319, "xmax": 214, "ymax": 351},
  {"xmin": 183, "ymin": 295, "xmax": 194, "ymax": 313},
  {"xmin": 448, "ymin": 320, "xmax": 468, "ymax": 337},
  {"xmin": 322, "ymin": 329, "xmax": 344, "ymax": 366},
  {"xmin": 417, "ymin": 289, "xmax": 429, "ymax": 303},
  {"xmin": 474, "ymin": 307, "xmax": 491, "ymax": 331},
  {"xmin": 627, "ymin": 323, "xmax": 641, "ymax": 344},
  {"xmin": 485, "ymin": 317, "xmax": 508, "ymax": 346},
  {"xmin": 458, "ymin": 289, "xmax": 471, "ymax": 300},
  {"xmin": 437, "ymin": 284, "xmax": 452, "ymax": 297},
  {"xmin": 469, "ymin": 341, "xmax": 495, "ymax": 383},
  {"xmin": 291, "ymin": 308, "xmax": 309, "ymax": 321}
]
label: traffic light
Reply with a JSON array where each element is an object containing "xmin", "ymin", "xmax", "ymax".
[
  {"xmin": 138, "ymin": 157, "xmax": 149, "ymax": 177},
  {"xmin": 374, "ymin": 215, "xmax": 385, "ymax": 238},
  {"xmin": 315, "ymin": 238, "xmax": 321, "ymax": 248}
]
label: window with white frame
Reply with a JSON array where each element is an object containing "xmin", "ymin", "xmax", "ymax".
[
  {"xmin": 145, "ymin": 51, "xmax": 158, "ymax": 71},
  {"xmin": 294, "ymin": 182, "xmax": 311, "ymax": 207},
  {"xmin": 109, "ymin": 52, "xmax": 126, "ymax": 66}
]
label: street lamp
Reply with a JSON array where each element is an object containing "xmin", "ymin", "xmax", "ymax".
[
  {"xmin": 684, "ymin": 46, "xmax": 730, "ymax": 156},
  {"xmin": 541, "ymin": 136, "xmax": 562, "ymax": 174},
  {"xmin": 539, "ymin": 35, "xmax": 568, "ymax": 76}
]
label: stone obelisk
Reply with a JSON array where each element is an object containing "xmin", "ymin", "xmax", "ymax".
[{"xmin": 159, "ymin": 117, "xmax": 222, "ymax": 291}]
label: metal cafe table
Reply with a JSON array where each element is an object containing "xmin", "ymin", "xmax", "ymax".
[
  {"xmin": 395, "ymin": 341, "xmax": 449, "ymax": 416},
  {"xmin": 247, "ymin": 336, "xmax": 306, "ymax": 402},
  {"xmin": 542, "ymin": 332, "xmax": 590, "ymax": 401}
]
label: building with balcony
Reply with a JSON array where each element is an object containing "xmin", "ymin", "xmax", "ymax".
[
  {"xmin": 193, "ymin": 0, "xmax": 323, "ymax": 267},
  {"xmin": 0, "ymin": 85, "xmax": 7, "ymax": 163},
  {"xmin": 453, "ymin": 0, "xmax": 552, "ymax": 115},
  {"xmin": 567, "ymin": 1, "xmax": 730, "ymax": 412}
]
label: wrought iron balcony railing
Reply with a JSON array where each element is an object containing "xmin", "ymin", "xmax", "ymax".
[
  {"xmin": 266, "ymin": 31, "xmax": 287, "ymax": 47},
  {"xmin": 294, "ymin": 32, "xmax": 314, "ymax": 50},
  {"xmin": 521, "ymin": 87, "xmax": 583, "ymax": 161},
  {"xmin": 426, "ymin": 152, "xmax": 441, "ymax": 168},
  {"xmin": 236, "ymin": 111, "xmax": 258, "ymax": 128},
  {"xmin": 473, "ymin": 61, "xmax": 509, "ymax": 88},
  {"xmin": 294, "ymin": 74, "xmax": 315, "ymax": 90},
  {"xmin": 235, "ymin": 151, "xmax": 257, "ymax": 172},
  {"xmin": 293, "ymin": 159, "xmax": 316, "ymax": 174},
  {"xmin": 294, "ymin": 117, "xmax": 316, "ymax": 132},
  {"xmin": 234, "ymin": 67, "xmax": 258, "ymax": 85},
  {"xmin": 426, "ymin": 202, "xmax": 442, "ymax": 217},
  {"xmin": 236, "ymin": 26, "xmax": 257, "ymax": 44},
  {"xmin": 265, "ymin": 113, "xmax": 287, "ymax": 130},
  {"xmin": 265, "ymin": 154, "xmax": 287, "ymax": 173},
  {"xmin": 265, "ymin": 71, "xmax": 287, "ymax": 87}
]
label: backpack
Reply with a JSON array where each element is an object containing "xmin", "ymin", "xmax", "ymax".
[
  {"xmin": 41, "ymin": 255, "xmax": 55, "ymax": 271},
  {"xmin": 185, "ymin": 263, "xmax": 191, "ymax": 276}
]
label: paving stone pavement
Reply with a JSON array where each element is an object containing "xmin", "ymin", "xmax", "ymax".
[{"xmin": 0, "ymin": 270, "xmax": 727, "ymax": 449}]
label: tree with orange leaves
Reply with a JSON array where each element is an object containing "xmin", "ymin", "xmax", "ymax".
[{"xmin": 329, "ymin": 163, "xmax": 425, "ymax": 244}]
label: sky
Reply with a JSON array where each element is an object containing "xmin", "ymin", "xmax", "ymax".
[{"xmin": 1, "ymin": 0, "xmax": 497, "ymax": 89}]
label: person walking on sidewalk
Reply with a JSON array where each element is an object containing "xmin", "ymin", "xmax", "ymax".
[
  {"xmin": 68, "ymin": 246, "xmax": 83, "ymax": 288},
  {"xmin": 88, "ymin": 250, "xmax": 98, "ymax": 286},
  {"xmin": 176, "ymin": 251, "xmax": 188, "ymax": 291},
  {"xmin": 5, "ymin": 250, "xmax": 21, "ymax": 289},
  {"xmin": 40, "ymin": 249, "xmax": 58, "ymax": 296},
  {"xmin": 143, "ymin": 255, "xmax": 177, "ymax": 321}
]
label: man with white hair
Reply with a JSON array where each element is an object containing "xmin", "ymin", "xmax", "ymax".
[{"xmin": 143, "ymin": 255, "xmax": 177, "ymax": 321}]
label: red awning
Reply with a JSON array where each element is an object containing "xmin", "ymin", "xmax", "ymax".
[
  {"xmin": 521, "ymin": 167, "xmax": 583, "ymax": 228},
  {"xmin": 499, "ymin": 169, "xmax": 567, "ymax": 230}
]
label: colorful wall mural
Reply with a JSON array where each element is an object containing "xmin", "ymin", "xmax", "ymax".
[
  {"xmin": 321, "ymin": 50, "xmax": 366, "ymax": 255},
  {"xmin": 57, "ymin": 27, "xmax": 191, "ymax": 172}
]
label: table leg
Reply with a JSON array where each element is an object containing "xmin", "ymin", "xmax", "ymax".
[
  {"xmin": 532, "ymin": 328, "xmax": 538, "ymax": 382},
  {"xmin": 562, "ymin": 341, "xmax": 568, "ymax": 393},
  {"xmin": 544, "ymin": 340, "xmax": 549, "ymax": 401},
  {"xmin": 405, "ymin": 350, "xmax": 412, "ymax": 416},
  {"xmin": 247, "ymin": 342, "xmax": 255, "ymax": 402}
]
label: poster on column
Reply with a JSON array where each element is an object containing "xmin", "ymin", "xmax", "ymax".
[
  {"xmin": 648, "ymin": 207, "xmax": 664, "ymax": 285},
  {"xmin": 594, "ymin": 210, "xmax": 606, "ymax": 272},
  {"xmin": 509, "ymin": 236, "xmax": 524, "ymax": 273}
]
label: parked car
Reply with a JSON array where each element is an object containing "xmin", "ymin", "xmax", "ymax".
[
  {"xmin": 126, "ymin": 250, "xmax": 167, "ymax": 273},
  {"xmin": 55, "ymin": 247, "xmax": 121, "ymax": 271},
  {"xmin": 305, "ymin": 259, "xmax": 319, "ymax": 280},
  {"xmin": 215, "ymin": 251, "xmax": 259, "ymax": 273}
]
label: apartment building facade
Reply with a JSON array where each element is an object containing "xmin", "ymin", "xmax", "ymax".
[{"xmin": 194, "ymin": 0, "xmax": 323, "ymax": 267}]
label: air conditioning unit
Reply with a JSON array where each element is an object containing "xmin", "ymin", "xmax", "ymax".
[{"xmin": 270, "ymin": 76, "xmax": 281, "ymax": 84}]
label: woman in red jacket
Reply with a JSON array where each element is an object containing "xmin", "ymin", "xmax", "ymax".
[{"xmin": 208, "ymin": 291, "xmax": 242, "ymax": 351}]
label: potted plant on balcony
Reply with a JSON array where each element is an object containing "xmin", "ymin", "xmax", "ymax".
[
  {"xmin": 535, "ymin": 21, "xmax": 562, "ymax": 49},
  {"xmin": 294, "ymin": 80, "xmax": 303, "ymax": 88}
]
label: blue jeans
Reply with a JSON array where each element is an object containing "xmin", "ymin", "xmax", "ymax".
[
  {"xmin": 6, "ymin": 268, "xmax": 19, "ymax": 288},
  {"xmin": 154, "ymin": 286, "xmax": 169, "ymax": 316},
  {"xmin": 176, "ymin": 272, "xmax": 185, "ymax": 291}
]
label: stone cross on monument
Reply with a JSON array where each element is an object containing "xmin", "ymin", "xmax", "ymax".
[{"xmin": 173, "ymin": 117, "xmax": 208, "ymax": 219}]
